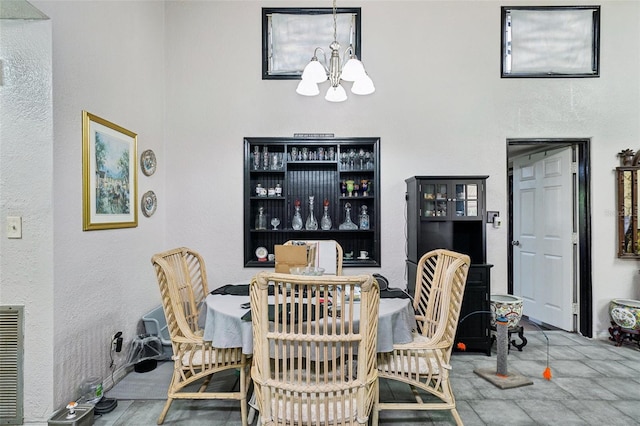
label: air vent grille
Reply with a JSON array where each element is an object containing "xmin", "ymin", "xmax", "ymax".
[{"xmin": 0, "ymin": 306, "xmax": 23, "ymax": 425}]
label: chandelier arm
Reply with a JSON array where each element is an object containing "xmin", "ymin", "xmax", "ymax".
[
  {"xmin": 341, "ymin": 44, "xmax": 357, "ymax": 63},
  {"xmin": 313, "ymin": 47, "xmax": 330, "ymax": 72}
]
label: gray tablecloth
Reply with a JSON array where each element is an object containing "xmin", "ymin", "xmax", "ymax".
[{"xmin": 203, "ymin": 293, "xmax": 415, "ymax": 355}]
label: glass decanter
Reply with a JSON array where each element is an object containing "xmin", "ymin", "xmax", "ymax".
[
  {"xmin": 321, "ymin": 199, "xmax": 332, "ymax": 230},
  {"xmin": 252, "ymin": 146, "xmax": 260, "ymax": 170},
  {"xmin": 292, "ymin": 199, "xmax": 303, "ymax": 230},
  {"xmin": 359, "ymin": 205, "xmax": 370, "ymax": 230},
  {"xmin": 305, "ymin": 195, "xmax": 318, "ymax": 230},
  {"xmin": 255, "ymin": 206, "xmax": 267, "ymax": 230},
  {"xmin": 339, "ymin": 202, "xmax": 358, "ymax": 230}
]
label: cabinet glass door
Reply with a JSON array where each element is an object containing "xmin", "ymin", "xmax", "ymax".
[
  {"xmin": 454, "ymin": 183, "xmax": 479, "ymax": 218},
  {"xmin": 422, "ymin": 183, "xmax": 448, "ymax": 217}
]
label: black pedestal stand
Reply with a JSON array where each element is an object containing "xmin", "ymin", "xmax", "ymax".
[
  {"xmin": 490, "ymin": 324, "xmax": 528, "ymax": 352},
  {"xmin": 608, "ymin": 322, "xmax": 640, "ymax": 349}
]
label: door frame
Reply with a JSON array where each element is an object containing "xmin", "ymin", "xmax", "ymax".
[{"xmin": 507, "ymin": 138, "xmax": 592, "ymax": 337}]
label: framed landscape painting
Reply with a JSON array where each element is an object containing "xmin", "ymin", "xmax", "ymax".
[{"xmin": 82, "ymin": 111, "xmax": 138, "ymax": 230}]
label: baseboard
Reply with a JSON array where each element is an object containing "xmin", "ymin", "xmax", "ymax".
[{"xmin": 103, "ymin": 364, "xmax": 133, "ymax": 392}]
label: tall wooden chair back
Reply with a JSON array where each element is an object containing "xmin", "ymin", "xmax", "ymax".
[
  {"xmin": 375, "ymin": 249, "xmax": 470, "ymax": 426},
  {"xmin": 250, "ymin": 272, "xmax": 379, "ymax": 425},
  {"xmin": 151, "ymin": 247, "xmax": 250, "ymax": 425}
]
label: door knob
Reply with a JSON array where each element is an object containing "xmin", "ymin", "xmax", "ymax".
[{"xmin": 511, "ymin": 240, "xmax": 520, "ymax": 246}]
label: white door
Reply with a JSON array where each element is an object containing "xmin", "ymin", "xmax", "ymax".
[{"xmin": 512, "ymin": 147, "xmax": 575, "ymax": 331}]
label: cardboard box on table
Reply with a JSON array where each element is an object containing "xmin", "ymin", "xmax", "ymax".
[{"xmin": 274, "ymin": 244, "xmax": 315, "ymax": 273}]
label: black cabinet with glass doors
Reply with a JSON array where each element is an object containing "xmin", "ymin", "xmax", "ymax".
[
  {"xmin": 244, "ymin": 137, "xmax": 381, "ymax": 268},
  {"xmin": 406, "ymin": 176, "xmax": 492, "ymax": 355}
]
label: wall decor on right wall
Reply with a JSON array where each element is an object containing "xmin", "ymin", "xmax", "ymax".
[{"xmin": 501, "ymin": 5, "xmax": 600, "ymax": 78}]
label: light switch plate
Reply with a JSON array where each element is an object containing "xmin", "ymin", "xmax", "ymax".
[{"xmin": 7, "ymin": 216, "xmax": 22, "ymax": 239}]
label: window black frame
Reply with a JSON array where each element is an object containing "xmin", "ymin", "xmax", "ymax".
[{"xmin": 501, "ymin": 5, "xmax": 601, "ymax": 78}]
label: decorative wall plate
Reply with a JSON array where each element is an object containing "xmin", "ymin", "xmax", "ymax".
[
  {"xmin": 141, "ymin": 190, "xmax": 157, "ymax": 217},
  {"xmin": 140, "ymin": 149, "xmax": 157, "ymax": 176}
]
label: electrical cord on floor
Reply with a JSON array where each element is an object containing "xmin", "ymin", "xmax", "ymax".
[{"xmin": 108, "ymin": 339, "xmax": 116, "ymax": 391}]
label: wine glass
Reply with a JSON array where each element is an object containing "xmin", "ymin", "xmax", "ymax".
[
  {"xmin": 364, "ymin": 151, "xmax": 372, "ymax": 169},
  {"xmin": 348, "ymin": 149, "xmax": 356, "ymax": 170},
  {"xmin": 271, "ymin": 217, "xmax": 281, "ymax": 230},
  {"xmin": 346, "ymin": 180, "xmax": 355, "ymax": 197},
  {"xmin": 340, "ymin": 152, "xmax": 348, "ymax": 170}
]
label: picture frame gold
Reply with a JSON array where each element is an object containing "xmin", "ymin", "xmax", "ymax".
[{"xmin": 82, "ymin": 111, "xmax": 138, "ymax": 230}]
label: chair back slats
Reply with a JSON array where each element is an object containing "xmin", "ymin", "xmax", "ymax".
[
  {"xmin": 251, "ymin": 272, "xmax": 379, "ymax": 425},
  {"xmin": 152, "ymin": 248, "xmax": 208, "ymax": 342},
  {"xmin": 414, "ymin": 250, "xmax": 467, "ymax": 343}
]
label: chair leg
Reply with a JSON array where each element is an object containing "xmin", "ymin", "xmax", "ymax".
[
  {"xmin": 247, "ymin": 406, "xmax": 257, "ymax": 425},
  {"xmin": 240, "ymin": 396, "xmax": 248, "ymax": 426},
  {"xmin": 451, "ymin": 408, "xmax": 464, "ymax": 426},
  {"xmin": 371, "ymin": 379, "xmax": 380, "ymax": 426},
  {"xmin": 247, "ymin": 391, "xmax": 258, "ymax": 425},
  {"xmin": 157, "ymin": 397, "xmax": 173, "ymax": 424}
]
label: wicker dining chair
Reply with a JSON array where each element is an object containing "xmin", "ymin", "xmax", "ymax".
[
  {"xmin": 250, "ymin": 272, "xmax": 379, "ymax": 425},
  {"xmin": 374, "ymin": 249, "xmax": 471, "ymax": 426},
  {"xmin": 151, "ymin": 247, "xmax": 251, "ymax": 425},
  {"xmin": 283, "ymin": 240, "xmax": 344, "ymax": 275}
]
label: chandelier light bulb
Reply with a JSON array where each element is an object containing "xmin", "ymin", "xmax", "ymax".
[
  {"xmin": 296, "ymin": 79, "xmax": 320, "ymax": 96},
  {"xmin": 340, "ymin": 58, "xmax": 366, "ymax": 82},
  {"xmin": 301, "ymin": 60, "xmax": 328, "ymax": 84},
  {"xmin": 351, "ymin": 74, "xmax": 375, "ymax": 95},
  {"xmin": 325, "ymin": 84, "xmax": 348, "ymax": 102}
]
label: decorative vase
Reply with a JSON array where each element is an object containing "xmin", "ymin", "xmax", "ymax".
[
  {"xmin": 292, "ymin": 200, "xmax": 303, "ymax": 230},
  {"xmin": 490, "ymin": 294, "xmax": 524, "ymax": 329},
  {"xmin": 359, "ymin": 205, "xmax": 369, "ymax": 230},
  {"xmin": 320, "ymin": 199, "xmax": 332, "ymax": 230},
  {"xmin": 305, "ymin": 195, "xmax": 318, "ymax": 230},
  {"xmin": 339, "ymin": 202, "xmax": 358, "ymax": 230},
  {"xmin": 255, "ymin": 206, "xmax": 267, "ymax": 230},
  {"xmin": 609, "ymin": 298, "xmax": 640, "ymax": 331}
]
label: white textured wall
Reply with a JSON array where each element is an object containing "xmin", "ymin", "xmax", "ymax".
[
  {"xmin": 30, "ymin": 0, "xmax": 166, "ymax": 416},
  {"xmin": 0, "ymin": 18, "xmax": 54, "ymax": 421},
  {"xmin": 4, "ymin": 0, "xmax": 639, "ymax": 420}
]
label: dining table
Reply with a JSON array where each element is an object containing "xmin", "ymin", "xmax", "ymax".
[{"xmin": 202, "ymin": 289, "xmax": 416, "ymax": 356}]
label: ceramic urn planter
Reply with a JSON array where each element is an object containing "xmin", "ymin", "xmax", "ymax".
[
  {"xmin": 490, "ymin": 294, "xmax": 524, "ymax": 329},
  {"xmin": 609, "ymin": 298, "xmax": 640, "ymax": 331}
]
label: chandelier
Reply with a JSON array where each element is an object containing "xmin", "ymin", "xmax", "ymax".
[{"xmin": 295, "ymin": 1, "xmax": 375, "ymax": 102}]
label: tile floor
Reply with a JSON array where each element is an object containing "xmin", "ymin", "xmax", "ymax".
[{"xmin": 95, "ymin": 327, "xmax": 640, "ymax": 425}]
